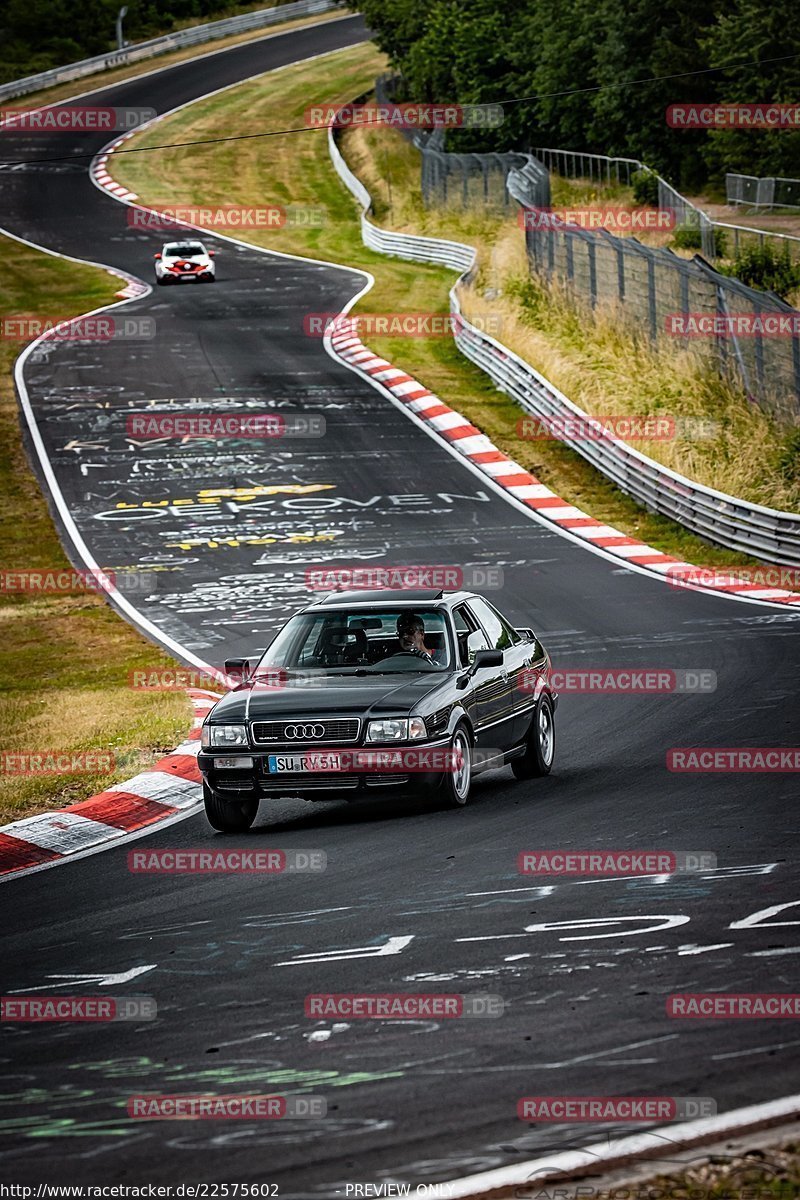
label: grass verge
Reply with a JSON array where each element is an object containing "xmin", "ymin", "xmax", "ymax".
[
  {"xmin": 0, "ymin": 242, "xmax": 190, "ymax": 823},
  {"xmin": 111, "ymin": 43, "xmax": 794, "ymax": 567},
  {"xmin": 594, "ymin": 1136, "xmax": 800, "ymax": 1200}
]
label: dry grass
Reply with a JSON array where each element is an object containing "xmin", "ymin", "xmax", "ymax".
[
  {"xmin": 599, "ymin": 1137, "xmax": 800, "ymax": 1200},
  {"xmin": 346, "ymin": 122, "xmax": 800, "ymax": 513},
  {"xmin": 459, "ymin": 269, "xmax": 800, "ymax": 511}
]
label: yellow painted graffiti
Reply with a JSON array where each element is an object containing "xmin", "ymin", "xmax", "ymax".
[
  {"xmin": 165, "ymin": 532, "xmax": 340, "ymax": 550},
  {"xmin": 113, "ymin": 484, "xmax": 334, "ymax": 510}
]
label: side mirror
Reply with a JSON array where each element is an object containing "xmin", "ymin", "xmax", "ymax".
[
  {"xmin": 473, "ymin": 648, "xmax": 503, "ymax": 669},
  {"xmin": 153, "ymin": 252, "xmax": 161, "ymax": 259},
  {"xmin": 224, "ymin": 657, "xmax": 252, "ymax": 684},
  {"xmin": 457, "ymin": 645, "xmax": 503, "ymax": 688},
  {"xmin": 208, "ymin": 249, "xmax": 216, "ymax": 257},
  {"xmin": 515, "ymin": 626, "xmax": 535, "ymax": 641}
]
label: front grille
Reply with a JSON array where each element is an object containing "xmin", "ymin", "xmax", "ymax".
[
  {"xmin": 260, "ymin": 775, "xmax": 360, "ymax": 791},
  {"xmin": 251, "ymin": 718, "xmax": 361, "ymax": 745}
]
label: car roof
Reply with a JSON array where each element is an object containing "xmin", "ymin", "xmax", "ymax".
[
  {"xmin": 305, "ymin": 589, "xmax": 474, "ymax": 609},
  {"xmin": 162, "ymin": 240, "xmax": 206, "ymax": 249}
]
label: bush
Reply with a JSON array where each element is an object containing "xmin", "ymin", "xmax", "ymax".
[
  {"xmin": 672, "ymin": 225, "xmax": 728, "ymax": 258},
  {"xmin": 672, "ymin": 226, "xmax": 702, "ymax": 250},
  {"xmin": 631, "ymin": 168, "xmax": 659, "ymax": 207},
  {"xmin": 725, "ymin": 243, "xmax": 800, "ymax": 300}
]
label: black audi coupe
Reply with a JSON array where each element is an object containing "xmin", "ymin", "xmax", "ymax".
[{"xmin": 198, "ymin": 588, "xmax": 557, "ymax": 831}]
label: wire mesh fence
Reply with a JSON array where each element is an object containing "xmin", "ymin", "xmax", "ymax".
[
  {"xmin": 522, "ymin": 215, "xmax": 800, "ymax": 422},
  {"xmin": 727, "ymin": 173, "xmax": 800, "ymax": 211},
  {"xmin": 367, "ymin": 80, "xmax": 799, "ymax": 419},
  {"xmin": 533, "ymin": 146, "xmax": 800, "ymax": 265},
  {"xmin": 417, "ymin": 129, "xmax": 546, "ymax": 211},
  {"xmin": 375, "ymin": 75, "xmax": 550, "ymax": 212}
]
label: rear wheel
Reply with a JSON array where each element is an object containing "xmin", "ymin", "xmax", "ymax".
[
  {"xmin": 156, "ymin": 277, "xmax": 166, "ymax": 286},
  {"xmin": 512, "ymin": 694, "xmax": 555, "ymax": 779},
  {"xmin": 203, "ymin": 782, "xmax": 258, "ymax": 832},
  {"xmin": 440, "ymin": 725, "xmax": 473, "ymax": 807}
]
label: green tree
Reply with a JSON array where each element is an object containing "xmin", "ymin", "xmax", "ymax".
[
  {"xmin": 589, "ymin": 0, "xmax": 720, "ymax": 186},
  {"xmin": 519, "ymin": 0, "xmax": 598, "ymax": 154},
  {"xmin": 701, "ymin": 0, "xmax": 800, "ymax": 181}
]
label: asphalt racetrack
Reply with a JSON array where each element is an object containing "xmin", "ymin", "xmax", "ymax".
[{"xmin": 1, "ymin": 14, "xmax": 799, "ymax": 1192}]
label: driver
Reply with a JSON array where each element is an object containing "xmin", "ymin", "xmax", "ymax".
[{"xmin": 396, "ymin": 612, "xmax": 435, "ymax": 664}]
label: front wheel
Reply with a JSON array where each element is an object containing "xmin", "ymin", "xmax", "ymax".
[
  {"xmin": 512, "ymin": 694, "xmax": 555, "ymax": 779},
  {"xmin": 203, "ymin": 782, "xmax": 258, "ymax": 832},
  {"xmin": 440, "ymin": 725, "xmax": 473, "ymax": 807}
]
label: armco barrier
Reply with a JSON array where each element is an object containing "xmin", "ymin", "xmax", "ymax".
[
  {"xmin": 0, "ymin": 0, "xmax": 336, "ymax": 102},
  {"xmin": 329, "ymin": 121, "xmax": 800, "ymax": 566}
]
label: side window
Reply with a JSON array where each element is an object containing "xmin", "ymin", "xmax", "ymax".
[
  {"xmin": 453, "ymin": 605, "xmax": 488, "ymax": 666},
  {"xmin": 468, "ymin": 598, "xmax": 518, "ymax": 650}
]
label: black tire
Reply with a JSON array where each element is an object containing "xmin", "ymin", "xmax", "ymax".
[
  {"xmin": 440, "ymin": 724, "xmax": 473, "ymax": 808},
  {"xmin": 512, "ymin": 694, "xmax": 555, "ymax": 779},
  {"xmin": 203, "ymin": 782, "xmax": 258, "ymax": 832},
  {"xmin": 156, "ymin": 277, "xmax": 166, "ymax": 286}
]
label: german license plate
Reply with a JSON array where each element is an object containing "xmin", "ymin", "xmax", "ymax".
[{"xmin": 267, "ymin": 753, "xmax": 343, "ymax": 773}]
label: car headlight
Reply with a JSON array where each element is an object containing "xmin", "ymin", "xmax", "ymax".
[
  {"xmin": 202, "ymin": 724, "xmax": 248, "ymax": 749},
  {"xmin": 366, "ymin": 717, "xmax": 427, "ymax": 743}
]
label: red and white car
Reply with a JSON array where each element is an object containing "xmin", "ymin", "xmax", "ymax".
[{"xmin": 154, "ymin": 240, "xmax": 216, "ymax": 284}]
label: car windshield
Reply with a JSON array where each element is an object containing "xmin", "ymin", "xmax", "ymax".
[
  {"xmin": 254, "ymin": 609, "xmax": 452, "ymax": 674},
  {"xmin": 165, "ymin": 244, "xmax": 204, "ymax": 257}
]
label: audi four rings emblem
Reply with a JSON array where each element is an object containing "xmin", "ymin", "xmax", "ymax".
[{"xmin": 284, "ymin": 723, "xmax": 325, "ymax": 740}]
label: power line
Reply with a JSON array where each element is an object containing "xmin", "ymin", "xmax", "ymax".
[{"xmin": 1, "ymin": 50, "xmax": 798, "ymax": 168}]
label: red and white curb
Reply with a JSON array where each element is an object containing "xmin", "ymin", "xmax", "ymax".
[
  {"xmin": 329, "ymin": 323, "xmax": 800, "ymax": 607},
  {"xmin": 91, "ymin": 131, "xmax": 139, "ymax": 203},
  {"xmin": 444, "ymin": 1092, "xmax": 800, "ymax": 1198},
  {"xmin": 0, "ymin": 689, "xmax": 220, "ymax": 880},
  {"xmin": 89, "ymin": 132, "xmax": 152, "ymax": 298}
]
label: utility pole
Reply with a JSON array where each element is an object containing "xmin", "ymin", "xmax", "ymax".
[{"xmin": 116, "ymin": 6, "xmax": 128, "ymax": 50}]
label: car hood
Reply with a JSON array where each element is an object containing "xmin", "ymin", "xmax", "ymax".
[{"xmin": 207, "ymin": 673, "xmax": 449, "ymax": 722}]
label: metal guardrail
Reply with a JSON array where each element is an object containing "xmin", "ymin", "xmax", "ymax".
[
  {"xmin": 727, "ymin": 173, "xmax": 800, "ymax": 212},
  {"xmin": 0, "ymin": 0, "xmax": 336, "ymax": 102},
  {"xmin": 329, "ymin": 120, "xmax": 800, "ymax": 564},
  {"xmin": 329, "ymin": 127, "xmax": 475, "ymax": 273}
]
